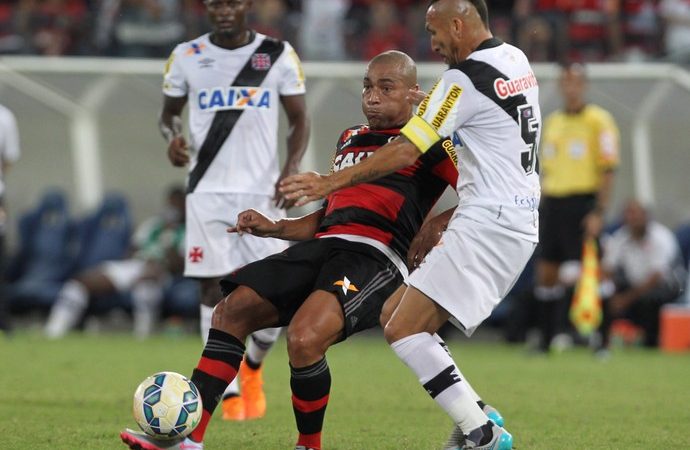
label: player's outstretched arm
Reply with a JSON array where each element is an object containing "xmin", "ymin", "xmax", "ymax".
[
  {"xmin": 279, "ymin": 136, "xmax": 421, "ymax": 206},
  {"xmin": 228, "ymin": 207, "xmax": 325, "ymax": 241},
  {"xmin": 159, "ymin": 95, "xmax": 189, "ymax": 167}
]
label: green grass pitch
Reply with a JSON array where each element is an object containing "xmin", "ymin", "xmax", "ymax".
[{"xmin": 1, "ymin": 331, "xmax": 689, "ymax": 449}]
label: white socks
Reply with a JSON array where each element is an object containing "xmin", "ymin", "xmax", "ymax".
[
  {"xmin": 200, "ymin": 304, "xmax": 213, "ymax": 345},
  {"xmin": 392, "ymin": 332, "xmax": 487, "ymax": 433},
  {"xmin": 200, "ymin": 303, "xmax": 239, "ymax": 395},
  {"xmin": 45, "ymin": 280, "xmax": 89, "ymax": 339},
  {"xmin": 246, "ymin": 327, "xmax": 281, "ymax": 365},
  {"xmin": 132, "ymin": 281, "xmax": 163, "ymax": 339}
]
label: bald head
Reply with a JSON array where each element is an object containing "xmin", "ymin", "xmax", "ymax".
[
  {"xmin": 428, "ymin": 0, "xmax": 489, "ymax": 29},
  {"xmin": 425, "ymin": 0, "xmax": 492, "ymax": 64},
  {"xmin": 362, "ymin": 51, "xmax": 419, "ymax": 130},
  {"xmin": 367, "ymin": 50, "xmax": 417, "ymax": 88}
]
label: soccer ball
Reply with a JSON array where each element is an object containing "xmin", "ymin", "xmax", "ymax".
[{"xmin": 132, "ymin": 371, "xmax": 202, "ymax": 440}]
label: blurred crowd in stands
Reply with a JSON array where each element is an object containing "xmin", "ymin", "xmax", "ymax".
[
  {"xmin": 5, "ymin": 187, "xmax": 200, "ymax": 338},
  {"xmin": 1, "ymin": 0, "xmax": 689, "ymax": 64}
]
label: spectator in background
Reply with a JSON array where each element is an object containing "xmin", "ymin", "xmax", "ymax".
[
  {"xmin": 111, "ymin": 0, "xmax": 186, "ymax": 57},
  {"xmin": 515, "ymin": 0, "xmax": 571, "ymax": 63},
  {"xmin": 567, "ymin": 0, "xmax": 623, "ymax": 61},
  {"xmin": 249, "ymin": 0, "xmax": 289, "ymax": 41},
  {"xmin": 515, "ymin": 0, "xmax": 623, "ymax": 62},
  {"xmin": 300, "ymin": 0, "xmax": 347, "ymax": 60},
  {"xmin": 489, "ymin": 0, "xmax": 518, "ymax": 44},
  {"xmin": 598, "ymin": 200, "xmax": 683, "ymax": 350},
  {"xmin": 0, "ymin": 104, "xmax": 21, "ymax": 333},
  {"xmin": 620, "ymin": 0, "xmax": 661, "ymax": 61},
  {"xmin": 358, "ymin": 0, "xmax": 414, "ymax": 60},
  {"xmin": 534, "ymin": 63, "xmax": 620, "ymax": 353},
  {"xmin": 659, "ymin": 0, "xmax": 690, "ymax": 64},
  {"xmin": 0, "ymin": 3, "xmax": 26, "ymax": 54},
  {"xmin": 44, "ymin": 185, "xmax": 186, "ymax": 339},
  {"xmin": 15, "ymin": 0, "xmax": 88, "ymax": 55}
]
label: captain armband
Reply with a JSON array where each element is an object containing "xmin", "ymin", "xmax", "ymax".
[{"xmin": 401, "ymin": 116, "xmax": 441, "ymax": 154}]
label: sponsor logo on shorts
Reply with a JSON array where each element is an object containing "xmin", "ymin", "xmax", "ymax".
[{"xmin": 334, "ymin": 276, "xmax": 358, "ymax": 295}]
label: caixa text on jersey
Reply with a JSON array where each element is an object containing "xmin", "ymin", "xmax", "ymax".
[{"xmin": 197, "ymin": 87, "xmax": 271, "ymax": 111}]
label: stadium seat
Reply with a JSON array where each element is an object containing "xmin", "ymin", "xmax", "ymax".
[
  {"xmin": 72, "ymin": 192, "xmax": 133, "ymax": 315},
  {"xmin": 162, "ymin": 277, "xmax": 200, "ymax": 319},
  {"xmin": 7, "ymin": 189, "xmax": 76, "ymax": 310},
  {"xmin": 674, "ymin": 223, "xmax": 690, "ymax": 268},
  {"xmin": 72, "ymin": 192, "xmax": 132, "ymax": 272}
]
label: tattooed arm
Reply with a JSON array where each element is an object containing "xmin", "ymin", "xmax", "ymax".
[{"xmin": 279, "ymin": 136, "xmax": 421, "ymax": 206}]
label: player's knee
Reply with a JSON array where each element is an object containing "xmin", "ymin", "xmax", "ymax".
[
  {"xmin": 379, "ymin": 298, "xmax": 396, "ymax": 329},
  {"xmin": 211, "ymin": 286, "xmax": 259, "ymax": 335},
  {"xmin": 286, "ymin": 325, "xmax": 326, "ymax": 365},
  {"xmin": 379, "ymin": 308, "xmax": 391, "ymax": 329},
  {"xmin": 383, "ymin": 320, "xmax": 405, "ymax": 345}
]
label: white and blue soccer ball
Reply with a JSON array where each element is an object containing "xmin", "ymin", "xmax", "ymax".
[{"xmin": 132, "ymin": 371, "xmax": 202, "ymax": 440}]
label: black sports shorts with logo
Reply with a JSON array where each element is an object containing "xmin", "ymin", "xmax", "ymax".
[
  {"xmin": 538, "ymin": 193, "xmax": 596, "ymax": 263},
  {"xmin": 220, "ymin": 237, "xmax": 403, "ymax": 341}
]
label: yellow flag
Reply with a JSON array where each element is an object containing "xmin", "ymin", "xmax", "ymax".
[{"xmin": 570, "ymin": 238, "xmax": 602, "ymax": 336}]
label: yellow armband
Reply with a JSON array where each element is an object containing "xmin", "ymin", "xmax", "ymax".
[{"xmin": 400, "ymin": 115, "xmax": 441, "ymax": 154}]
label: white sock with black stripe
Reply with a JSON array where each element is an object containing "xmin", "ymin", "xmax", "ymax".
[
  {"xmin": 391, "ymin": 332, "xmax": 487, "ymax": 433},
  {"xmin": 432, "ymin": 333, "xmax": 482, "ymax": 403}
]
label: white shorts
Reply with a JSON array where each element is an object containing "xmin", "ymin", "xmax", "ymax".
[
  {"xmin": 101, "ymin": 259, "xmax": 147, "ymax": 292},
  {"xmin": 185, "ymin": 192, "xmax": 289, "ymax": 278},
  {"xmin": 408, "ymin": 215, "xmax": 536, "ymax": 336}
]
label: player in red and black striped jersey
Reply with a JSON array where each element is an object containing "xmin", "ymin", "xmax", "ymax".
[
  {"xmin": 316, "ymin": 122, "xmax": 457, "ymax": 275},
  {"xmin": 118, "ymin": 51, "xmax": 456, "ymax": 450}
]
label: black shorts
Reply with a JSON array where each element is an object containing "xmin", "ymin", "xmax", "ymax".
[
  {"xmin": 220, "ymin": 237, "xmax": 403, "ymax": 341},
  {"xmin": 538, "ymin": 194, "xmax": 596, "ymax": 263}
]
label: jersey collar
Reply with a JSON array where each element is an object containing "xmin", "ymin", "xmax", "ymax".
[{"xmin": 475, "ymin": 37, "xmax": 503, "ymax": 52}]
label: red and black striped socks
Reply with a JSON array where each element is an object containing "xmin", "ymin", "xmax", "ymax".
[
  {"xmin": 290, "ymin": 357, "xmax": 331, "ymax": 450},
  {"xmin": 190, "ymin": 328, "xmax": 245, "ymax": 443}
]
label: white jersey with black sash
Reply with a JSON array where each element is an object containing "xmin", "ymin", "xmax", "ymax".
[
  {"xmin": 163, "ymin": 32, "xmax": 306, "ymax": 194},
  {"xmin": 401, "ymin": 38, "xmax": 541, "ymax": 242}
]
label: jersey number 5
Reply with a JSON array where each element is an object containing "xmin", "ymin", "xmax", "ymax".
[{"xmin": 518, "ymin": 104, "xmax": 539, "ymax": 175}]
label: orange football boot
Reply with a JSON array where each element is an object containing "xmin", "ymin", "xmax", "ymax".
[
  {"xmin": 221, "ymin": 395, "xmax": 245, "ymax": 421},
  {"xmin": 239, "ymin": 359, "xmax": 266, "ymax": 419}
]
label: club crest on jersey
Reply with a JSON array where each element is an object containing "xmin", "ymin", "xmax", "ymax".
[
  {"xmin": 333, "ymin": 151, "xmax": 373, "ymax": 171},
  {"xmin": 198, "ymin": 87, "xmax": 271, "ymax": 111},
  {"xmin": 493, "ymin": 72, "xmax": 538, "ymax": 100},
  {"xmin": 251, "ymin": 53, "xmax": 272, "ymax": 70}
]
